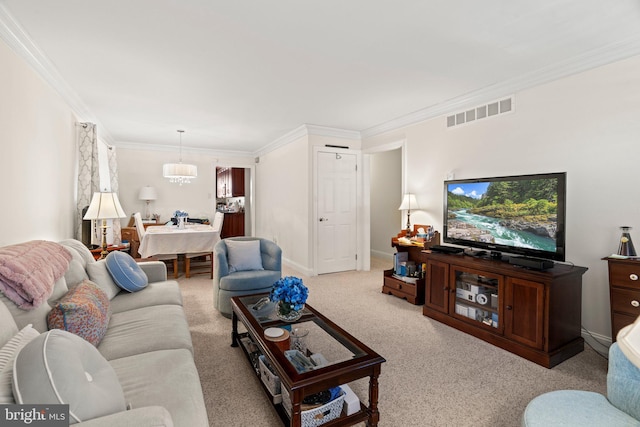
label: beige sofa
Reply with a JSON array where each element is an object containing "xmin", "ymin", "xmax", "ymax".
[{"xmin": 0, "ymin": 239, "xmax": 209, "ymax": 427}]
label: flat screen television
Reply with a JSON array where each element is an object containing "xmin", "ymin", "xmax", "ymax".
[{"xmin": 443, "ymin": 172, "xmax": 566, "ymax": 261}]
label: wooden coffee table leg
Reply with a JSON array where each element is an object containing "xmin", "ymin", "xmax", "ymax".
[
  {"xmin": 291, "ymin": 389, "xmax": 303, "ymax": 427},
  {"xmin": 231, "ymin": 311, "xmax": 239, "ymax": 347},
  {"xmin": 366, "ymin": 366, "xmax": 381, "ymax": 427}
]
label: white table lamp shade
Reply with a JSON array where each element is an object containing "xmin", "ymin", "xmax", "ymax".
[
  {"xmin": 398, "ymin": 194, "xmax": 419, "ymax": 211},
  {"xmin": 83, "ymin": 192, "xmax": 127, "ymax": 220},
  {"xmin": 138, "ymin": 186, "xmax": 157, "ymax": 201}
]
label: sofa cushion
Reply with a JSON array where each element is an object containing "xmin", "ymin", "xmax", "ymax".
[
  {"xmin": 110, "ymin": 349, "xmax": 209, "ymax": 427},
  {"xmin": 47, "ymin": 280, "xmax": 111, "ymax": 346},
  {"xmin": 0, "ymin": 292, "xmax": 50, "ymax": 333},
  {"xmin": 58, "ymin": 239, "xmax": 96, "ymax": 268},
  {"xmin": 105, "ymin": 251, "xmax": 148, "ymax": 292},
  {"xmin": 97, "ymin": 305, "xmax": 193, "ymax": 360},
  {"xmin": 12, "ymin": 329, "xmax": 126, "ymax": 424},
  {"xmin": 110, "ymin": 281, "xmax": 182, "ymax": 314},
  {"xmin": 226, "ymin": 239, "xmax": 264, "ymax": 273},
  {"xmin": 87, "ymin": 260, "xmax": 121, "ymax": 300},
  {"xmin": 0, "ymin": 324, "xmax": 39, "ymax": 404},
  {"xmin": 0, "ymin": 299, "xmax": 18, "ymax": 348}
]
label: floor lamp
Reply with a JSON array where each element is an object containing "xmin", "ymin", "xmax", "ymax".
[{"xmin": 83, "ymin": 192, "xmax": 127, "ymax": 259}]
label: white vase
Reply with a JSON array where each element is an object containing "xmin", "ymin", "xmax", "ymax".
[{"xmin": 178, "ymin": 217, "xmax": 187, "ymax": 229}]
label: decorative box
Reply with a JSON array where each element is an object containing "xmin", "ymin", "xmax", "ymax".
[
  {"xmin": 258, "ymin": 355, "xmax": 282, "ymax": 404},
  {"xmin": 282, "ymin": 387, "xmax": 345, "ymax": 427}
]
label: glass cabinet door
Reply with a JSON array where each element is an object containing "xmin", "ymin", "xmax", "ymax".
[{"xmin": 450, "ymin": 267, "xmax": 503, "ymax": 332}]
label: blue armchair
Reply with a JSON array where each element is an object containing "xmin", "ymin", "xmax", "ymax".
[
  {"xmin": 522, "ymin": 342, "xmax": 640, "ymax": 426},
  {"xmin": 213, "ymin": 237, "xmax": 282, "ymax": 318}
]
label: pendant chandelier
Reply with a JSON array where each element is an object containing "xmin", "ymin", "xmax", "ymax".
[{"xmin": 163, "ymin": 129, "xmax": 197, "ymax": 185}]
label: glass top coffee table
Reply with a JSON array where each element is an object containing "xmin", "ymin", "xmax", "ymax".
[{"xmin": 231, "ymin": 293, "xmax": 386, "ymax": 427}]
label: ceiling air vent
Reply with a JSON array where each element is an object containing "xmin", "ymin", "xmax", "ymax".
[{"xmin": 446, "ymin": 96, "xmax": 513, "ymax": 128}]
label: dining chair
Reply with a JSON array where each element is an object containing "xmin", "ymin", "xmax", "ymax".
[
  {"xmin": 184, "ymin": 212, "xmax": 224, "ymax": 279},
  {"xmin": 134, "ymin": 212, "xmax": 179, "ymax": 279}
]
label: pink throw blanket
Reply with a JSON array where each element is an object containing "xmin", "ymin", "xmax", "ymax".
[{"xmin": 0, "ymin": 240, "xmax": 71, "ymax": 310}]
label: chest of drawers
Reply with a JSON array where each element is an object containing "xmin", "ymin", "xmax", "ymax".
[{"xmin": 605, "ymin": 258, "xmax": 640, "ymax": 341}]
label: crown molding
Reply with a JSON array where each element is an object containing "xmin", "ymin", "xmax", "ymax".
[
  {"xmin": 256, "ymin": 124, "xmax": 362, "ymax": 158},
  {"xmin": 305, "ymin": 124, "xmax": 361, "ymax": 140},
  {"xmin": 0, "ymin": 5, "xmax": 115, "ymax": 146},
  {"xmin": 362, "ymin": 35, "xmax": 640, "ymax": 139},
  {"xmin": 114, "ymin": 140, "xmax": 254, "ymax": 158}
]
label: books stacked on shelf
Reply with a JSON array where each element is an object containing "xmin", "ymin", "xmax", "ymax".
[{"xmin": 392, "ymin": 273, "xmax": 418, "ymax": 284}]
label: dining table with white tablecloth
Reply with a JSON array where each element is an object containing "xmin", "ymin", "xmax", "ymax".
[{"xmin": 138, "ymin": 224, "xmax": 218, "ymax": 258}]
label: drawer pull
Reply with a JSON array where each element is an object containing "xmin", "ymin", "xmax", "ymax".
[
  {"xmin": 632, "ymin": 300, "xmax": 640, "ymax": 308},
  {"xmin": 630, "ymin": 274, "xmax": 639, "ymax": 281}
]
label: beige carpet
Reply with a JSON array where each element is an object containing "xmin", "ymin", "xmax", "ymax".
[{"xmin": 178, "ymin": 258, "xmax": 608, "ymax": 427}]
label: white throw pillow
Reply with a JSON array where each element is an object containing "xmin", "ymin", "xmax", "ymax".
[
  {"xmin": 226, "ymin": 240, "xmax": 264, "ymax": 273},
  {"xmin": 0, "ymin": 324, "xmax": 40, "ymax": 404},
  {"xmin": 12, "ymin": 329, "xmax": 126, "ymax": 424}
]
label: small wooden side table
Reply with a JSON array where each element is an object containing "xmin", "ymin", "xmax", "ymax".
[{"xmin": 90, "ymin": 244, "xmax": 130, "ymax": 260}]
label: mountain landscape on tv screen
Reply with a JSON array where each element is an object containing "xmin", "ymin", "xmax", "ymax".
[{"xmin": 446, "ymin": 179, "xmax": 558, "ymax": 251}]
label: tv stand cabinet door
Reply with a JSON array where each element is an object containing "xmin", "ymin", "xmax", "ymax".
[
  {"xmin": 424, "ymin": 260, "xmax": 450, "ymax": 314},
  {"xmin": 504, "ymin": 277, "xmax": 545, "ymax": 350}
]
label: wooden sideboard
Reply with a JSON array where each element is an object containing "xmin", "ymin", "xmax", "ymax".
[{"xmin": 422, "ymin": 251, "xmax": 588, "ymax": 368}]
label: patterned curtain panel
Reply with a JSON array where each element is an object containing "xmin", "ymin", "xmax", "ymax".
[
  {"xmin": 76, "ymin": 123, "xmax": 100, "ymax": 242},
  {"xmin": 107, "ymin": 147, "xmax": 122, "ymax": 245}
]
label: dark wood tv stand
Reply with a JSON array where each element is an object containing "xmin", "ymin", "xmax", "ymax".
[{"xmin": 422, "ymin": 251, "xmax": 588, "ymax": 368}]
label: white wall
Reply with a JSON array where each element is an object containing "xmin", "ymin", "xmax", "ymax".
[
  {"xmin": 362, "ymin": 54, "xmax": 640, "ymax": 340},
  {"xmin": 370, "ymin": 148, "xmax": 402, "ymax": 259},
  {"xmin": 0, "ymin": 39, "xmax": 78, "ymax": 246},
  {"xmin": 255, "ymin": 135, "xmax": 310, "ymax": 272},
  {"xmin": 116, "ymin": 147, "xmax": 254, "ymax": 226}
]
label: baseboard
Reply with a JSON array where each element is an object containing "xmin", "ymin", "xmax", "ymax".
[
  {"xmin": 282, "ymin": 257, "xmax": 313, "ymax": 277},
  {"xmin": 581, "ymin": 327, "xmax": 612, "ymax": 355},
  {"xmin": 370, "ymin": 250, "xmax": 394, "ymax": 261}
]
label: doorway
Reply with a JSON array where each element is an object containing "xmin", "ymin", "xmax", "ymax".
[{"xmin": 314, "ymin": 148, "xmax": 358, "ymax": 274}]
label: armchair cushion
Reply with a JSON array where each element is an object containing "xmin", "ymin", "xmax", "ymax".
[
  {"xmin": 522, "ymin": 390, "xmax": 639, "ymax": 427},
  {"xmin": 608, "ymin": 343, "xmax": 640, "ymax": 421},
  {"xmin": 105, "ymin": 251, "xmax": 148, "ymax": 293},
  {"xmin": 226, "ymin": 239, "xmax": 264, "ymax": 273}
]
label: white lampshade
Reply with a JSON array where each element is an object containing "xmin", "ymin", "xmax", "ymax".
[
  {"xmin": 83, "ymin": 192, "xmax": 127, "ymax": 220},
  {"xmin": 163, "ymin": 130, "xmax": 197, "ymax": 185},
  {"xmin": 138, "ymin": 186, "xmax": 157, "ymax": 201},
  {"xmin": 398, "ymin": 193, "xmax": 419, "ymax": 211},
  {"xmin": 163, "ymin": 163, "xmax": 198, "ymax": 181}
]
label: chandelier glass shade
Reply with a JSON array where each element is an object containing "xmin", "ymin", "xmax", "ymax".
[{"xmin": 163, "ymin": 130, "xmax": 197, "ymax": 185}]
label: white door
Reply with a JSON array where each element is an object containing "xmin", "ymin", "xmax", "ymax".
[{"xmin": 317, "ymin": 151, "xmax": 357, "ymax": 274}]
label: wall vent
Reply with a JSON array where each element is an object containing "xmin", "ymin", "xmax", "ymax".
[{"xmin": 446, "ymin": 96, "xmax": 513, "ymax": 128}]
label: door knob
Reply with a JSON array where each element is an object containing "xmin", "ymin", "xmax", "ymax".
[{"xmin": 319, "ymin": 218, "xmax": 329, "ymax": 222}]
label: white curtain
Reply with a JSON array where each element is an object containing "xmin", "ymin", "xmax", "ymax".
[{"xmin": 75, "ymin": 123, "xmax": 100, "ymax": 242}]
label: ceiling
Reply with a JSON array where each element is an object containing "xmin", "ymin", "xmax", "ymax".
[{"xmin": 2, "ymin": 1, "xmax": 640, "ymax": 155}]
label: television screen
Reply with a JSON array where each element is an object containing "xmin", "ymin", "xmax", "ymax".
[{"xmin": 443, "ymin": 172, "xmax": 566, "ymax": 261}]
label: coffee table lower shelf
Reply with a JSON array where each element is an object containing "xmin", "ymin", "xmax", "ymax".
[{"xmin": 235, "ymin": 331, "xmax": 371, "ymax": 427}]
